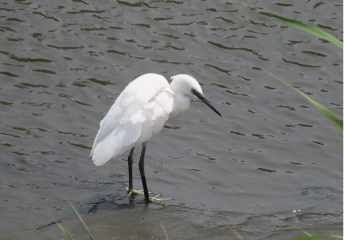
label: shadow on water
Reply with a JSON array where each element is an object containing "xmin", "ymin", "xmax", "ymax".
[{"xmin": 31, "ymin": 190, "xmax": 342, "ymax": 239}]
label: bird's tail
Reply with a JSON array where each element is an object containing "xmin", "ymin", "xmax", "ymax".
[
  {"xmin": 89, "ymin": 133, "xmax": 131, "ymax": 166},
  {"xmin": 89, "ymin": 138, "xmax": 98, "ymax": 160}
]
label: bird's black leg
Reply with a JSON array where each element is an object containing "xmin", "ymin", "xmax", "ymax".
[
  {"xmin": 126, "ymin": 147, "xmax": 145, "ymax": 199},
  {"xmin": 139, "ymin": 142, "xmax": 150, "ymax": 203},
  {"xmin": 128, "ymin": 147, "xmax": 135, "ymax": 193}
]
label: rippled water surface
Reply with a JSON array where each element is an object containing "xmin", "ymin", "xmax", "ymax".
[{"xmin": 0, "ymin": 0, "xmax": 342, "ymax": 239}]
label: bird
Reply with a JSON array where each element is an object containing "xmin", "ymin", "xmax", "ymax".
[{"xmin": 89, "ymin": 73, "xmax": 221, "ymax": 204}]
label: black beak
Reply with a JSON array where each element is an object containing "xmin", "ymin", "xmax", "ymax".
[{"xmin": 192, "ymin": 89, "xmax": 222, "ymax": 117}]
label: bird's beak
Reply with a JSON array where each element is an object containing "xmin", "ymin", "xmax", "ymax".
[{"xmin": 192, "ymin": 89, "xmax": 222, "ymax": 117}]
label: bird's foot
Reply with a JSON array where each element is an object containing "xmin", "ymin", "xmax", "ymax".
[
  {"xmin": 126, "ymin": 186, "xmax": 172, "ymax": 205},
  {"xmin": 147, "ymin": 194, "xmax": 173, "ymax": 206},
  {"xmin": 126, "ymin": 186, "xmax": 144, "ymax": 198}
]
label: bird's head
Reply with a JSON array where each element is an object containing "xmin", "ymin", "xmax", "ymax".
[
  {"xmin": 170, "ymin": 74, "xmax": 222, "ymax": 117},
  {"xmin": 170, "ymin": 74, "xmax": 202, "ymax": 98}
]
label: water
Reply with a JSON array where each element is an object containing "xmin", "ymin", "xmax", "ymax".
[{"xmin": 0, "ymin": 0, "xmax": 342, "ymax": 239}]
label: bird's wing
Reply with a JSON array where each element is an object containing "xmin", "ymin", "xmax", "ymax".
[{"xmin": 90, "ymin": 84, "xmax": 174, "ymax": 166}]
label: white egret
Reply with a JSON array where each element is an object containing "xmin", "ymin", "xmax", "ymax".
[{"xmin": 90, "ymin": 73, "xmax": 221, "ymax": 203}]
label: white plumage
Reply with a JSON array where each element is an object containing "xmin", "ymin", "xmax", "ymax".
[
  {"xmin": 90, "ymin": 73, "xmax": 174, "ymax": 166},
  {"xmin": 89, "ymin": 73, "xmax": 221, "ymax": 203}
]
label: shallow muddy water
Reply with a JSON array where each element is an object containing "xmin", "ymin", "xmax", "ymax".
[{"xmin": 0, "ymin": 0, "xmax": 342, "ymax": 239}]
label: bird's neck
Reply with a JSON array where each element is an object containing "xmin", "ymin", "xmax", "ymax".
[{"xmin": 169, "ymin": 93, "xmax": 190, "ymax": 120}]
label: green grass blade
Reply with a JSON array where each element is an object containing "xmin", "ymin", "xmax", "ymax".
[
  {"xmin": 296, "ymin": 228, "xmax": 312, "ymax": 236},
  {"xmin": 290, "ymin": 235, "xmax": 343, "ymax": 240},
  {"xmin": 234, "ymin": 1, "xmax": 343, "ymax": 49},
  {"xmin": 291, "ymin": 228, "xmax": 343, "ymax": 239},
  {"xmin": 161, "ymin": 224, "xmax": 169, "ymax": 240},
  {"xmin": 333, "ymin": 126, "xmax": 343, "ymax": 144},
  {"xmin": 265, "ymin": 70, "xmax": 343, "ymax": 132},
  {"xmin": 63, "ymin": 194, "xmax": 94, "ymax": 240},
  {"xmin": 229, "ymin": 226, "xmax": 244, "ymax": 240},
  {"xmin": 49, "ymin": 213, "xmax": 74, "ymax": 240}
]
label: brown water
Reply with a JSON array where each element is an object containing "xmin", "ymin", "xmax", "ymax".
[{"xmin": 0, "ymin": 0, "xmax": 342, "ymax": 239}]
